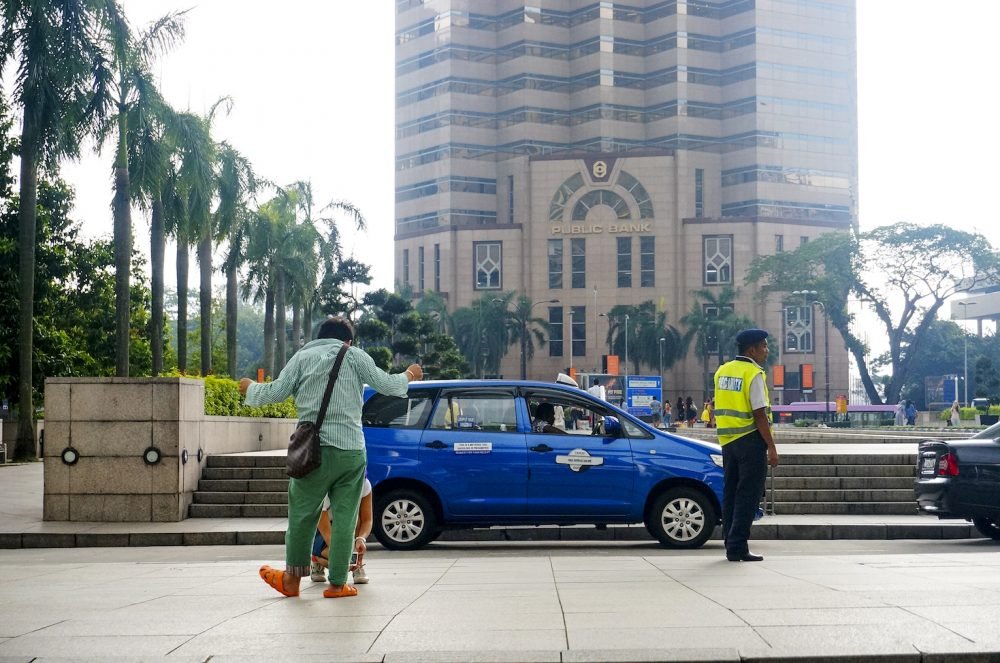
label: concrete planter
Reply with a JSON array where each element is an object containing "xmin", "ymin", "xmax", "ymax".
[{"xmin": 42, "ymin": 377, "xmax": 295, "ymax": 522}]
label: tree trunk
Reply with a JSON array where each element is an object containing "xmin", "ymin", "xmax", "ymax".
[
  {"xmin": 275, "ymin": 270, "xmax": 287, "ymax": 375},
  {"xmin": 113, "ymin": 112, "xmax": 131, "ymax": 377},
  {"xmin": 263, "ymin": 284, "xmax": 275, "ymax": 379},
  {"xmin": 303, "ymin": 300, "xmax": 313, "ymax": 344},
  {"xmin": 150, "ymin": 197, "xmax": 165, "ymax": 375},
  {"xmin": 198, "ymin": 229, "xmax": 212, "ymax": 376},
  {"xmin": 177, "ymin": 241, "xmax": 189, "ymax": 373},
  {"xmin": 15, "ymin": 120, "xmax": 38, "ymax": 461},
  {"xmin": 291, "ymin": 301, "xmax": 301, "ymax": 355},
  {"xmin": 226, "ymin": 259, "xmax": 238, "ymax": 378}
]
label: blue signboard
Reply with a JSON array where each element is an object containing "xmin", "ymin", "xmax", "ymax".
[
  {"xmin": 942, "ymin": 375, "xmax": 959, "ymax": 404},
  {"xmin": 625, "ymin": 375, "xmax": 662, "ymax": 416}
]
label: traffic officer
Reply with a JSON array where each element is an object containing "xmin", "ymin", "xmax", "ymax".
[{"xmin": 713, "ymin": 328, "xmax": 780, "ymax": 562}]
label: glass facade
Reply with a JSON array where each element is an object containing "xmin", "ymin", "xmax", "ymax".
[{"xmin": 703, "ymin": 235, "xmax": 733, "ymax": 285}]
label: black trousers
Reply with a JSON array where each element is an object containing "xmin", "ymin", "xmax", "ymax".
[{"xmin": 721, "ymin": 430, "xmax": 767, "ymax": 556}]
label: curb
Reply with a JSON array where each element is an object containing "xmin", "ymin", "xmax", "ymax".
[{"xmin": 0, "ymin": 521, "xmax": 977, "ymax": 549}]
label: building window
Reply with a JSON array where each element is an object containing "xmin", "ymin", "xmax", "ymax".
[
  {"xmin": 474, "ymin": 241, "xmax": 502, "ymax": 290},
  {"xmin": 571, "ymin": 306, "xmax": 586, "ymax": 357},
  {"xmin": 702, "ymin": 304, "xmax": 734, "ymax": 355},
  {"xmin": 784, "ymin": 305, "xmax": 813, "ymax": 353},
  {"xmin": 402, "ymin": 249, "xmax": 410, "ymax": 286},
  {"xmin": 640, "ymin": 236, "xmax": 655, "ymax": 287},
  {"xmin": 433, "ymin": 243, "xmax": 441, "ymax": 292},
  {"xmin": 617, "ymin": 237, "xmax": 632, "ymax": 288},
  {"xmin": 548, "ymin": 239, "xmax": 563, "ymax": 289},
  {"xmin": 775, "ymin": 234, "xmax": 784, "ymax": 252},
  {"xmin": 507, "ymin": 175, "xmax": 514, "ymax": 224},
  {"xmin": 703, "ymin": 235, "xmax": 732, "ymax": 285},
  {"xmin": 571, "ymin": 238, "xmax": 586, "ymax": 288},
  {"xmin": 695, "ymin": 168, "xmax": 704, "ymax": 218},
  {"xmin": 548, "ymin": 306, "xmax": 563, "ymax": 357},
  {"xmin": 800, "ymin": 236, "xmax": 809, "ymax": 247},
  {"xmin": 418, "ymin": 246, "xmax": 425, "ymax": 292}
]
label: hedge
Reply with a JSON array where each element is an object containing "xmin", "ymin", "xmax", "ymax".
[{"xmin": 160, "ymin": 371, "xmax": 297, "ymax": 419}]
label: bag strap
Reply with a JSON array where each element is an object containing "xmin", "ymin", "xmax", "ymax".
[{"xmin": 313, "ymin": 343, "xmax": 350, "ymax": 430}]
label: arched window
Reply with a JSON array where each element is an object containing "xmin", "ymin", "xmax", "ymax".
[{"xmin": 572, "ymin": 189, "xmax": 631, "ymax": 221}]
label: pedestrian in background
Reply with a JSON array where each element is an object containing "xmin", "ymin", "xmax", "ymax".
[
  {"xmin": 240, "ymin": 316, "xmax": 422, "ymax": 599},
  {"xmin": 650, "ymin": 395, "xmax": 662, "ymax": 428},
  {"xmin": 894, "ymin": 401, "xmax": 906, "ymax": 426},
  {"xmin": 950, "ymin": 400, "xmax": 961, "ymax": 427},
  {"xmin": 663, "ymin": 400, "xmax": 673, "ymax": 427},
  {"xmin": 905, "ymin": 400, "xmax": 917, "ymax": 426},
  {"xmin": 676, "ymin": 397, "xmax": 685, "ymax": 425},
  {"xmin": 714, "ymin": 328, "xmax": 780, "ymax": 562},
  {"xmin": 685, "ymin": 396, "xmax": 697, "ymax": 427}
]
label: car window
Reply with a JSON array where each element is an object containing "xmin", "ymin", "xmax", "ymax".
[
  {"xmin": 362, "ymin": 391, "xmax": 434, "ymax": 429},
  {"xmin": 523, "ymin": 389, "xmax": 615, "ymax": 436},
  {"xmin": 972, "ymin": 420, "xmax": 1000, "ymax": 439},
  {"xmin": 429, "ymin": 390, "xmax": 518, "ymax": 432}
]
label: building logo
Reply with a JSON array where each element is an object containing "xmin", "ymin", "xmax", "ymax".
[{"xmin": 583, "ymin": 156, "xmax": 616, "ymax": 183}]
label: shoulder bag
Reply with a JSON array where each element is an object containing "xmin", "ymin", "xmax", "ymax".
[{"xmin": 286, "ymin": 344, "xmax": 349, "ymax": 479}]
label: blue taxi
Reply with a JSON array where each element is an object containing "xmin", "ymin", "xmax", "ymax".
[{"xmin": 361, "ymin": 380, "xmax": 724, "ymax": 550}]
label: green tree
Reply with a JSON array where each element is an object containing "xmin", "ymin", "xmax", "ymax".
[
  {"xmin": 2, "ymin": 0, "xmax": 120, "ymax": 458},
  {"xmin": 974, "ymin": 356, "xmax": 1000, "ymax": 405},
  {"xmin": 215, "ymin": 142, "xmax": 258, "ymax": 377},
  {"xmin": 680, "ymin": 287, "xmax": 755, "ymax": 394},
  {"xmin": 606, "ymin": 301, "xmax": 686, "ymax": 375},
  {"xmin": 508, "ymin": 294, "xmax": 550, "ymax": 380},
  {"xmin": 746, "ymin": 224, "xmax": 1000, "ymax": 405},
  {"xmin": 101, "ymin": 8, "xmax": 185, "ymax": 376}
]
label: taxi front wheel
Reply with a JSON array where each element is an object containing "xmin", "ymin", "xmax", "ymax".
[
  {"xmin": 373, "ymin": 489, "xmax": 439, "ymax": 551},
  {"xmin": 973, "ymin": 517, "xmax": 1000, "ymax": 540},
  {"xmin": 645, "ymin": 487, "xmax": 716, "ymax": 549}
]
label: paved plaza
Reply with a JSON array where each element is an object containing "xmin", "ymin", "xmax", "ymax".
[{"xmin": 1, "ymin": 540, "xmax": 1000, "ymax": 662}]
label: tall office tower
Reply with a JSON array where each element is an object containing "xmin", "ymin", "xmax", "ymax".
[{"xmin": 395, "ymin": 0, "xmax": 857, "ymax": 401}]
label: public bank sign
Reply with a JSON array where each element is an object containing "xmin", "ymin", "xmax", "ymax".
[{"xmin": 551, "ymin": 222, "xmax": 652, "ymax": 235}]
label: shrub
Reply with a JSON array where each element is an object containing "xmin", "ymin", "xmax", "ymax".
[{"xmin": 159, "ymin": 370, "xmax": 296, "ymax": 419}]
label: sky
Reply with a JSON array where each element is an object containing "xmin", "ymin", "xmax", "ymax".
[{"xmin": 57, "ymin": 0, "xmax": 1000, "ymax": 297}]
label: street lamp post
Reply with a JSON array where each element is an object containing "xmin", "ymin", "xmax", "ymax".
[
  {"xmin": 519, "ymin": 298, "xmax": 559, "ymax": 380},
  {"xmin": 957, "ymin": 301, "xmax": 977, "ymax": 405},
  {"xmin": 568, "ymin": 309, "xmax": 575, "ymax": 374},
  {"xmin": 624, "ymin": 313, "xmax": 630, "ymax": 378},
  {"xmin": 658, "ymin": 336, "xmax": 666, "ymax": 398}
]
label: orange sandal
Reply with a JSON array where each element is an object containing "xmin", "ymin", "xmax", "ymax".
[
  {"xmin": 259, "ymin": 565, "xmax": 299, "ymax": 597},
  {"xmin": 323, "ymin": 583, "xmax": 358, "ymax": 598}
]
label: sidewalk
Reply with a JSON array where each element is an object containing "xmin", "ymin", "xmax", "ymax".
[{"xmin": 0, "ymin": 443, "xmax": 979, "ymax": 549}]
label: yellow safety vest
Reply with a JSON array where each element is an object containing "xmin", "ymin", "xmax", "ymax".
[{"xmin": 713, "ymin": 358, "xmax": 771, "ymax": 446}]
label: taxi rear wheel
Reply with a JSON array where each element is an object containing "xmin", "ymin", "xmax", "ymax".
[
  {"xmin": 973, "ymin": 517, "xmax": 1000, "ymax": 540},
  {"xmin": 645, "ymin": 487, "xmax": 716, "ymax": 549},
  {"xmin": 373, "ymin": 489, "xmax": 439, "ymax": 551}
]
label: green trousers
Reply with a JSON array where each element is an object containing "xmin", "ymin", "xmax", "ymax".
[{"xmin": 285, "ymin": 445, "xmax": 366, "ymax": 585}]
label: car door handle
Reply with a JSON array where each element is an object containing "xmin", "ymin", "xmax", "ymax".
[
  {"xmin": 425, "ymin": 440, "xmax": 447, "ymax": 449},
  {"xmin": 530, "ymin": 444, "xmax": 553, "ymax": 453}
]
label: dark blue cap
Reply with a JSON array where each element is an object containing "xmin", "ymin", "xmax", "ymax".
[{"xmin": 735, "ymin": 328, "xmax": 769, "ymax": 347}]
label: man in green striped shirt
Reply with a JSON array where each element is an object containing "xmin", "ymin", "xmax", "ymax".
[{"xmin": 239, "ymin": 316, "xmax": 421, "ymax": 598}]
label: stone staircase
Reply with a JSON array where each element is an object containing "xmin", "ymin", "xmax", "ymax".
[
  {"xmin": 189, "ymin": 450, "xmax": 919, "ymax": 519},
  {"xmin": 766, "ymin": 452, "xmax": 917, "ymax": 515},
  {"xmin": 189, "ymin": 455, "xmax": 289, "ymax": 518}
]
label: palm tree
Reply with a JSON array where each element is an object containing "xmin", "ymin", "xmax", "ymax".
[
  {"xmin": 172, "ymin": 108, "xmax": 216, "ymax": 373},
  {"xmin": 102, "ymin": 8, "xmax": 186, "ymax": 376},
  {"xmin": 680, "ymin": 287, "xmax": 754, "ymax": 396},
  {"xmin": 127, "ymin": 90, "xmax": 175, "ymax": 375},
  {"xmin": 606, "ymin": 301, "xmax": 684, "ymax": 374},
  {"xmin": 215, "ymin": 142, "xmax": 258, "ymax": 377},
  {"xmin": 1, "ymin": 0, "xmax": 120, "ymax": 459},
  {"xmin": 509, "ymin": 294, "xmax": 550, "ymax": 380}
]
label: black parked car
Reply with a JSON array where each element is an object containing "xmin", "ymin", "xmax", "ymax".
[{"xmin": 916, "ymin": 420, "xmax": 1000, "ymax": 539}]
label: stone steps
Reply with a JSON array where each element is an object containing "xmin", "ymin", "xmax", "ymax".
[{"xmin": 189, "ymin": 452, "xmax": 921, "ymax": 519}]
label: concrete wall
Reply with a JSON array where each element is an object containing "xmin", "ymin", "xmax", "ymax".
[{"xmin": 42, "ymin": 377, "xmax": 295, "ymax": 522}]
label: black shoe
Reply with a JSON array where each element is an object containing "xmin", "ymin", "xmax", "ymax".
[{"xmin": 726, "ymin": 551, "xmax": 764, "ymax": 562}]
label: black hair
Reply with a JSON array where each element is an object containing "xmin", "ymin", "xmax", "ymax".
[
  {"xmin": 535, "ymin": 402, "xmax": 555, "ymax": 421},
  {"xmin": 317, "ymin": 316, "xmax": 354, "ymax": 342}
]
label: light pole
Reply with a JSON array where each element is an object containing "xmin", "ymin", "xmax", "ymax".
[
  {"xmin": 568, "ymin": 308, "xmax": 575, "ymax": 374},
  {"xmin": 956, "ymin": 301, "xmax": 977, "ymax": 405},
  {"xmin": 658, "ymin": 336, "xmax": 666, "ymax": 398},
  {"xmin": 519, "ymin": 298, "xmax": 559, "ymax": 380},
  {"xmin": 624, "ymin": 313, "xmax": 630, "ymax": 378}
]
